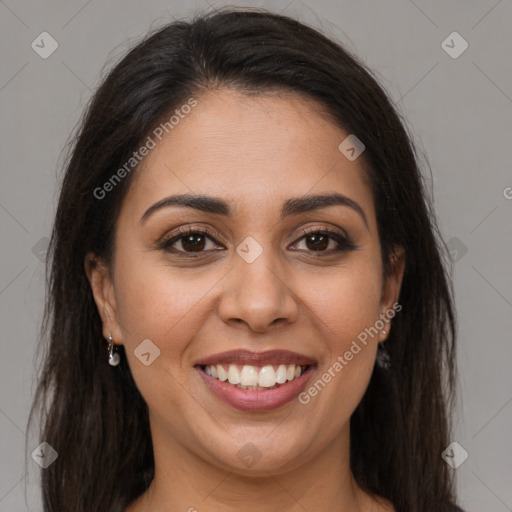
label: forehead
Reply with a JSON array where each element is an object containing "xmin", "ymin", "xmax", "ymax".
[{"xmin": 121, "ymin": 88, "xmax": 375, "ymax": 225}]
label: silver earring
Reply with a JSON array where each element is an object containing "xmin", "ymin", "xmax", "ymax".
[
  {"xmin": 376, "ymin": 342, "xmax": 391, "ymax": 370},
  {"xmin": 107, "ymin": 334, "xmax": 120, "ymax": 366}
]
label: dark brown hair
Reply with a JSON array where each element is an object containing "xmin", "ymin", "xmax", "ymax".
[{"xmin": 28, "ymin": 6, "xmax": 463, "ymax": 512}]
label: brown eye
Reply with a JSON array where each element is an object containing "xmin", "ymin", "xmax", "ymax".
[
  {"xmin": 159, "ymin": 228, "xmax": 224, "ymax": 254},
  {"xmin": 303, "ymin": 233, "xmax": 330, "ymax": 251},
  {"xmin": 291, "ymin": 228, "xmax": 358, "ymax": 255},
  {"xmin": 178, "ymin": 233, "xmax": 207, "ymax": 252},
  {"xmin": 159, "ymin": 226, "xmax": 358, "ymax": 258}
]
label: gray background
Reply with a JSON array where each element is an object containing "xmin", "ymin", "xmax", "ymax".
[{"xmin": 1, "ymin": 0, "xmax": 511, "ymax": 510}]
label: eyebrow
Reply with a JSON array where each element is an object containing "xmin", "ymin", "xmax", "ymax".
[{"xmin": 140, "ymin": 192, "xmax": 368, "ymax": 228}]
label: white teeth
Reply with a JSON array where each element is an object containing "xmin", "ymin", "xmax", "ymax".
[
  {"xmin": 227, "ymin": 365, "xmax": 241, "ymax": 384},
  {"xmin": 276, "ymin": 364, "xmax": 288, "ymax": 384},
  {"xmin": 204, "ymin": 363, "xmax": 308, "ymax": 388},
  {"xmin": 217, "ymin": 364, "xmax": 228, "ymax": 381},
  {"xmin": 240, "ymin": 365, "xmax": 259, "ymax": 386},
  {"xmin": 258, "ymin": 365, "xmax": 276, "ymax": 387}
]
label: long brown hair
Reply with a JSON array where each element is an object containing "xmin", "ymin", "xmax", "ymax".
[{"xmin": 28, "ymin": 7, "xmax": 462, "ymax": 511}]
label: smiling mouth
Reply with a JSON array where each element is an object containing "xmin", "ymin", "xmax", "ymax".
[{"xmin": 199, "ymin": 363, "xmax": 311, "ymax": 391}]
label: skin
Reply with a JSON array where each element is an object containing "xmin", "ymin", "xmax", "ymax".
[{"xmin": 86, "ymin": 88, "xmax": 404, "ymax": 512}]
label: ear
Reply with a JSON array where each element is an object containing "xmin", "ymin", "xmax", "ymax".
[
  {"xmin": 379, "ymin": 245, "xmax": 405, "ymax": 342},
  {"xmin": 84, "ymin": 252, "xmax": 123, "ymax": 345}
]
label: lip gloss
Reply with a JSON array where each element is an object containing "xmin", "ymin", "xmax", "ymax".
[{"xmin": 197, "ymin": 366, "xmax": 315, "ymax": 411}]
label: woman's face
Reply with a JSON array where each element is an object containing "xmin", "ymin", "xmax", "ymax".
[{"xmin": 88, "ymin": 88, "xmax": 404, "ymax": 475}]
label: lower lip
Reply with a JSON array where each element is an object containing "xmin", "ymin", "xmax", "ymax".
[{"xmin": 197, "ymin": 366, "xmax": 315, "ymax": 412}]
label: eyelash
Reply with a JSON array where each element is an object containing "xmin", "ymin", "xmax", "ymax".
[{"xmin": 158, "ymin": 225, "xmax": 358, "ymax": 257}]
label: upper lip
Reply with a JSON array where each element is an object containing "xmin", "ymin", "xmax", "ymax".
[{"xmin": 195, "ymin": 349, "xmax": 317, "ymax": 367}]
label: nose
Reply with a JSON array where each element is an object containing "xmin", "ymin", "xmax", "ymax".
[{"xmin": 217, "ymin": 249, "xmax": 299, "ymax": 334}]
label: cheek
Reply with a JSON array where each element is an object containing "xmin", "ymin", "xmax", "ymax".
[
  {"xmin": 115, "ymin": 261, "xmax": 193, "ymax": 342},
  {"xmin": 113, "ymin": 240, "xmax": 383, "ymax": 354},
  {"xmin": 300, "ymin": 262, "xmax": 382, "ymax": 410},
  {"xmin": 112, "ymin": 247, "xmax": 226, "ymax": 358},
  {"xmin": 308, "ymin": 261, "xmax": 382, "ymax": 343},
  {"xmin": 111, "ymin": 250, "xmax": 207, "ymax": 413}
]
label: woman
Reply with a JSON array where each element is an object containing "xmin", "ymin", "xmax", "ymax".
[{"xmin": 29, "ymin": 7, "xmax": 464, "ymax": 512}]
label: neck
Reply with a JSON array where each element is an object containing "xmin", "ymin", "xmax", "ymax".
[{"xmin": 127, "ymin": 420, "xmax": 379, "ymax": 512}]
